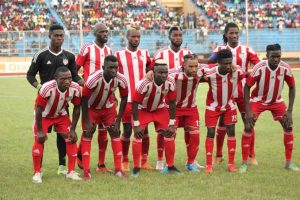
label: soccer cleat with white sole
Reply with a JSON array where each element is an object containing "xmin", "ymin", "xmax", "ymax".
[
  {"xmin": 32, "ymin": 172, "xmax": 42, "ymax": 183},
  {"xmin": 186, "ymin": 164, "xmax": 200, "ymax": 173},
  {"xmin": 285, "ymin": 163, "xmax": 300, "ymax": 171},
  {"xmin": 66, "ymin": 171, "xmax": 82, "ymax": 181},
  {"xmin": 57, "ymin": 165, "xmax": 67, "ymax": 175}
]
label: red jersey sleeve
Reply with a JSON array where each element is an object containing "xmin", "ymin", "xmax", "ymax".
[
  {"xmin": 35, "ymin": 94, "xmax": 47, "ymax": 108},
  {"xmin": 119, "ymin": 84, "xmax": 128, "ymax": 98},
  {"xmin": 284, "ymin": 68, "xmax": 295, "ymax": 87},
  {"xmin": 71, "ymin": 96, "xmax": 81, "ymax": 106},
  {"xmin": 132, "ymin": 89, "xmax": 145, "ymax": 104},
  {"xmin": 247, "ymin": 47, "xmax": 260, "ymax": 66},
  {"xmin": 82, "ymin": 86, "xmax": 93, "ymax": 97},
  {"xmin": 246, "ymin": 73, "xmax": 259, "ymax": 87},
  {"xmin": 167, "ymin": 89, "xmax": 176, "ymax": 101},
  {"xmin": 76, "ymin": 45, "xmax": 89, "ymax": 66}
]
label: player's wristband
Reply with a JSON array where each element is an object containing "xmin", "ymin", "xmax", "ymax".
[
  {"xmin": 133, "ymin": 120, "xmax": 140, "ymax": 127},
  {"xmin": 36, "ymin": 84, "xmax": 42, "ymax": 91},
  {"xmin": 169, "ymin": 119, "xmax": 175, "ymax": 126}
]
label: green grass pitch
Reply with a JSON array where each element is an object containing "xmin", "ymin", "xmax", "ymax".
[{"xmin": 1, "ymin": 71, "xmax": 300, "ymax": 200}]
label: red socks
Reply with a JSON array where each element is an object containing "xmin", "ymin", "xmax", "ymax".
[
  {"xmin": 97, "ymin": 128, "xmax": 108, "ymax": 165},
  {"xmin": 141, "ymin": 134, "xmax": 150, "ymax": 165},
  {"xmin": 111, "ymin": 138, "xmax": 122, "ymax": 171},
  {"xmin": 216, "ymin": 126, "xmax": 226, "ymax": 157},
  {"xmin": 121, "ymin": 135, "xmax": 130, "ymax": 163},
  {"xmin": 284, "ymin": 131, "xmax": 294, "ymax": 162},
  {"xmin": 164, "ymin": 136, "xmax": 175, "ymax": 167},
  {"xmin": 66, "ymin": 140, "xmax": 77, "ymax": 173},
  {"xmin": 32, "ymin": 138, "xmax": 44, "ymax": 173},
  {"xmin": 241, "ymin": 131, "xmax": 252, "ymax": 162},
  {"xmin": 184, "ymin": 131, "xmax": 190, "ymax": 157},
  {"xmin": 132, "ymin": 137, "xmax": 142, "ymax": 168},
  {"xmin": 227, "ymin": 137, "xmax": 236, "ymax": 165},
  {"xmin": 81, "ymin": 137, "xmax": 92, "ymax": 171},
  {"xmin": 205, "ymin": 137, "xmax": 214, "ymax": 166},
  {"xmin": 187, "ymin": 130, "xmax": 200, "ymax": 164}
]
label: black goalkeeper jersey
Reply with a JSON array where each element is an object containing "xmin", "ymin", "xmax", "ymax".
[{"xmin": 27, "ymin": 47, "xmax": 81, "ymax": 85}]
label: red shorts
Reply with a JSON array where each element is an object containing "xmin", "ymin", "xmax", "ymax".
[
  {"xmin": 122, "ymin": 103, "xmax": 132, "ymax": 123},
  {"xmin": 234, "ymin": 97, "xmax": 246, "ymax": 113},
  {"xmin": 175, "ymin": 107, "xmax": 199, "ymax": 128},
  {"xmin": 82, "ymin": 106, "xmax": 117, "ymax": 130},
  {"xmin": 33, "ymin": 115, "xmax": 71, "ymax": 135},
  {"xmin": 205, "ymin": 109, "xmax": 237, "ymax": 127},
  {"xmin": 134, "ymin": 108, "xmax": 170, "ymax": 131},
  {"xmin": 250, "ymin": 101, "xmax": 286, "ymax": 121}
]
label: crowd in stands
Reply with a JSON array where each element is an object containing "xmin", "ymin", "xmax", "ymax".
[
  {"xmin": 54, "ymin": 0, "xmax": 185, "ymax": 31},
  {"xmin": 0, "ymin": 0, "xmax": 54, "ymax": 32},
  {"xmin": 0, "ymin": 0, "xmax": 299, "ymax": 32},
  {"xmin": 194, "ymin": 0, "xmax": 300, "ymax": 29}
]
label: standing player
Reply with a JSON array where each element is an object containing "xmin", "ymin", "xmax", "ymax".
[
  {"xmin": 76, "ymin": 23, "xmax": 113, "ymax": 172},
  {"xmin": 115, "ymin": 28, "xmax": 153, "ymax": 172},
  {"xmin": 27, "ymin": 24, "xmax": 84, "ymax": 175},
  {"xmin": 131, "ymin": 60, "xmax": 178, "ymax": 177},
  {"xmin": 200, "ymin": 22, "xmax": 260, "ymax": 165},
  {"xmin": 202, "ymin": 49, "xmax": 245, "ymax": 173},
  {"xmin": 32, "ymin": 67, "xmax": 82, "ymax": 183},
  {"xmin": 80, "ymin": 55, "xmax": 128, "ymax": 180},
  {"xmin": 240, "ymin": 44, "xmax": 299, "ymax": 173},
  {"xmin": 153, "ymin": 26, "xmax": 193, "ymax": 170},
  {"xmin": 168, "ymin": 54, "xmax": 204, "ymax": 172}
]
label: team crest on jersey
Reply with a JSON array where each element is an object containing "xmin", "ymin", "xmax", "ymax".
[
  {"xmin": 277, "ymin": 74, "xmax": 283, "ymax": 80},
  {"xmin": 63, "ymin": 58, "xmax": 68, "ymax": 65}
]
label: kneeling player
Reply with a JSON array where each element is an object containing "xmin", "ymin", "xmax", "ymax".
[
  {"xmin": 80, "ymin": 55, "xmax": 128, "ymax": 180},
  {"xmin": 240, "ymin": 44, "xmax": 299, "ymax": 173},
  {"xmin": 132, "ymin": 60, "xmax": 178, "ymax": 177},
  {"xmin": 32, "ymin": 67, "xmax": 81, "ymax": 183},
  {"xmin": 203, "ymin": 49, "xmax": 245, "ymax": 173}
]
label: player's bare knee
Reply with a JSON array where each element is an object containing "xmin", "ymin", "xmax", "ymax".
[
  {"xmin": 123, "ymin": 123, "xmax": 132, "ymax": 137},
  {"xmin": 226, "ymin": 125, "xmax": 235, "ymax": 137}
]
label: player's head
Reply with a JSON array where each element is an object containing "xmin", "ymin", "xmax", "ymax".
[
  {"xmin": 54, "ymin": 67, "xmax": 72, "ymax": 91},
  {"xmin": 153, "ymin": 59, "xmax": 168, "ymax": 85},
  {"xmin": 223, "ymin": 23, "xmax": 239, "ymax": 45},
  {"xmin": 168, "ymin": 26, "xmax": 183, "ymax": 48},
  {"xmin": 126, "ymin": 28, "xmax": 140, "ymax": 49},
  {"xmin": 266, "ymin": 44, "xmax": 281, "ymax": 68},
  {"xmin": 93, "ymin": 23, "xmax": 108, "ymax": 44},
  {"xmin": 103, "ymin": 55, "xmax": 119, "ymax": 78},
  {"xmin": 182, "ymin": 54, "xmax": 198, "ymax": 77},
  {"xmin": 217, "ymin": 49, "xmax": 233, "ymax": 74},
  {"xmin": 49, "ymin": 24, "xmax": 64, "ymax": 48}
]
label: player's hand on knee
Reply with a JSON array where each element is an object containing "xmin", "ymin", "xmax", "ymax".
[
  {"xmin": 85, "ymin": 121, "xmax": 96, "ymax": 135},
  {"xmin": 108, "ymin": 124, "xmax": 120, "ymax": 138},
  {"xmin": 69, "ymin": 130, "xmax": 78, "ymax": 143},
  {"xmin": 283, "ymin": 111, "xmax": 293, "ymax": 130},
  {"xmin": 133, "ymin": 126, "xmax": 144, "ymax": 139},
  {"xmin": 245, "ymin": 111, "xmax": 256, "ymax": 128},
  {"xmin": 37, "ymin": 131, "xmax": 47, "ymax": 143}
]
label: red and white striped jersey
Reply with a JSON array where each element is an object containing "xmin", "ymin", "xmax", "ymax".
[
  {"xmin": 153, "ymin": 46, "xmax": 192, "ymax": 69},
  {"xmin": 115, "ymin": 48, "xmax": 151, "ymax": 103},
  {"xmin": 133, "ymin": 77, "xmax": 176, "ymax": 112},
  {"xmin": 76, "ymin": 42, "xmax": 112, "ymax": 81},
  {"xmin": 82, "ymin": 70, "xmax": 128, "ymax": 109},
  {"xmin": 35, "ymin": 80, "xmax": 81, "ymax": 118},
  {"xmin": 212, "ymin": 43, "xmax": 260, "ymax": 98},
  {"xmin": 212, "ymin": 43, "xmax": 260, "ymax": 72},
  {"xmin": 246, "ymin": 60, "xmax": 295, "ymax": 105},
  {"xmin": 168, "ymin": 65, "xmax": 205, "ymax": 108},
  {"xmin": 203, "ymin": 65, "xmax": 245, "ymax": 111}
]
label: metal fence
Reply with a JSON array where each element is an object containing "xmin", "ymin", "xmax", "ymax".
[{"xmin": 0, "ymin": 28, "xmax": 299, "ymax": 57}]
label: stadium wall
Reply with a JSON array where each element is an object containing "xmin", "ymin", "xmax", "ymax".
[{"xmin": 0, "ymin": 52, "xmax": 299, "ymax": 75}]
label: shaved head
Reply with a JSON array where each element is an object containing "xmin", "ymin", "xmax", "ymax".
[
  {"xmin": 93, "ymin": 23, "xmax": 108, "ymax": 34},
  {"xmin": 126, "ymin": 28, "xmax": 139, "ymax": 38}
]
